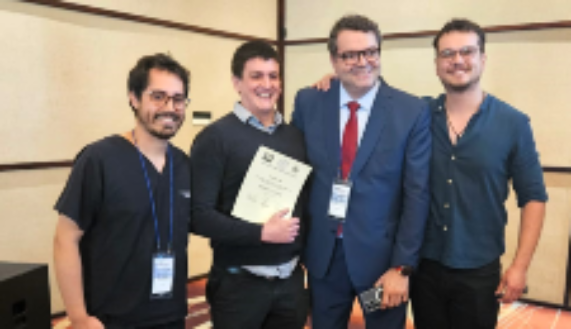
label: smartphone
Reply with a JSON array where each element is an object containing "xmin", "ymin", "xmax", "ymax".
[{"xmin": 359, "ymin": 286, "xmax": 383, "ymax": 313}]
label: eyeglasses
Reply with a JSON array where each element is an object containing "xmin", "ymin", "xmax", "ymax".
[
  {"xmin": 438, "ymin": 46, "xmax": 479, "ymax": 60},
  {"xmin": 147, "ymin": 90, "xmax": 190, "ymax": 110},
  {"xmin": 337, "ymin": 47, "xmax": 380, "ymax": 64}
]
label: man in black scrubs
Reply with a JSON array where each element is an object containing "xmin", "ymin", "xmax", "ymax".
[{"xmin": 54, "ymin": 54, "xmax": 191, "ymax": 329}]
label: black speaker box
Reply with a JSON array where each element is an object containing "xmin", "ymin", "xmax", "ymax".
[{"xmin": 0, "ymin": 262, "xmax": 51, "ymax": 329}]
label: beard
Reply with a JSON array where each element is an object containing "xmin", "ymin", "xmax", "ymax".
[
  {"xmin": 148, "ymin": 128, "xmax": 175, "ymax": 140},
  {"xmin": 441, "ymin": 64, "xmax": 482, "ymax": 93},
  {"xmin": 136, "ymin": 111, "xmax": 183, "ymax": 140},
  {"xmin": 442, "ymin": 75, "xmax": 481, "ymax": 93}
]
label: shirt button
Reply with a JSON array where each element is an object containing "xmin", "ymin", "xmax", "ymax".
[
  {"xmin": 443, "ymin": 226, "xmax": 448, "ymax": 231},
  {"xmin": 444, "ymin": 203, "xmax": 450, "ymax": 209},
  {"xmin": 451, "ymin": 155, "xmax": 456, "ymax": 160},
  {"xmin": 448, "ymin": 179, "xmax": 453, "ymax": 184}
]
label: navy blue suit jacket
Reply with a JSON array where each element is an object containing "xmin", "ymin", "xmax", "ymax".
[{"xmin": 292, "ymin": 79, "xmax": 431, "ymax": 287}]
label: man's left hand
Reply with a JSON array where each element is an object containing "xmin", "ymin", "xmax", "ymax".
[
  {"xmin": 495, "ymin": 265, "xmax": 526, "ymax": 303},
  {"xmin": 375, "ymin": 268, "xmax": 409, "ymax": 309}
]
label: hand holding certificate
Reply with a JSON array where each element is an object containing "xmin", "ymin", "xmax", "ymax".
[
  {"xmin": 261, "ymin": 209, "xmax": 300, "ymax": 243},
  {"xmin": 232, "ymin": 146, "xmax": 312, "ymax": 227}
]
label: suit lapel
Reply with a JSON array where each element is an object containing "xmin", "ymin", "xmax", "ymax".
[
  {"xmin": 350, "ymin": 81, "xmax": 392, "ymax": 179},
  {"xmin": 323, "ymin": 80, "xmax": 341, "ymax": 175}
]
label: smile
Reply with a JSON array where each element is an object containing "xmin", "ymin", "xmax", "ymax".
[
  {"xmin": 255, "ymin": 91, "xmax": 275, "ymax": 99},
  {"xmin": 154, "ymin": 113, "xmax": 180, "ymax": 123}
]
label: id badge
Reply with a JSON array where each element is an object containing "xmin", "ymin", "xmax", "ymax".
[
  {"xmin": 328, "ymin": 179, "xmax": 352, "ymax": 220},
  {"xmin": 151, "ymin": 252, "xmax": 175, "ymax": 299}
]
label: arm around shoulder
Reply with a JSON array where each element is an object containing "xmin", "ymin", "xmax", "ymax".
[{"xmin": 291, "ymin": 89, "xmax": 307, "ymax": 132}]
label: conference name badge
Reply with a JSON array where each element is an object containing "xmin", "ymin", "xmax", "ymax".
[
  {"xmin": 151, "ymin": 252, "xmax": 175, "ymax": 299},
  {"xmin": 328, "ymin": 179, "xmax": 352, "ymax": 220}
]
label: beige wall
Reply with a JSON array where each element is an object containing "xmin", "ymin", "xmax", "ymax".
[
  {"xmin": 0, "ymin": 0, "xmax": 275, "ymax": 313},
  {"xmin": 66, "ymin": 0, "xmax": 277, "ymax": 39},
  {"xmin": 286, "ymin": 0, "xmax": 571, "ymax": 39},
  {"xmin": 0, "ymin": 1, "xmax": 251, "ymax": 163},
  {"xmin": 285, "ymin": 0, "xmax": 571, "ymax": 305}
]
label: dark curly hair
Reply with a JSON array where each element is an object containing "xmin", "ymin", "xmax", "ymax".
[{"xmin": 127, "ymin": 53, "xmax": 190, "ymax": 111}]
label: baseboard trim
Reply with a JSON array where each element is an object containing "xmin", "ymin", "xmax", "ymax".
[
  {"xmin": 51, "ymin": 310, "xmax": 66, "ymax": 320},
  {"xmin": 188, "ymin": 273, "xmax": 208, "ymax": 282},
  {"xmin": 519, "ymin": 298, "xmax": 571, "ymax": 311}
]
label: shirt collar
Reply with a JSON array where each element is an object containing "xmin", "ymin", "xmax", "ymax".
[
  {"xmin": 433, "ymin": 93, "xmax": 492, "ymax": 115},
  {"xmin": 339, "ymin": 78, "xmax": 381, "ymax": 112},
  {"xmin": 233, "ymin": 102, "xmax": 283, "ymax": 130}
]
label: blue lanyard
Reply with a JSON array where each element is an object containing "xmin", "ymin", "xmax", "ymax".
[{"xmin": 132, "ymin": 131, "xmax": 174, "ymax": 252}]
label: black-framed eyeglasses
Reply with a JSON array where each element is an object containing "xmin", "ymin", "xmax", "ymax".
[
  {"xmin": 147, "ymin": 90, "xmax": 190, "ymax": 110},
  {"xmin": 337, "ymin": 47, "xmax": 380, "ymax": 64},
  {"xmin": 438, "ymin": 46, "xmax": 479, "ymax": 60}
]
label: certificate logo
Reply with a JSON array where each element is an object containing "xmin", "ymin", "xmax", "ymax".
[{"xmin": 263, "ymin": 152, "xmax": 274, "ymax": 163}]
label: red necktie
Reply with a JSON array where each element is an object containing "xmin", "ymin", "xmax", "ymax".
[
  {"xmin": 338, "ymin": 101, "xmax": 359, "ymax": 237},
  {"xmin": 341, "ymin": 101, "xmax": 360, "ymax": 180}
]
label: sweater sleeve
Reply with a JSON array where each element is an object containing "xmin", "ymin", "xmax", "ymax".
[{"xmin": 189, "ymin": 125, "xmax": 263, "ymax": 245}]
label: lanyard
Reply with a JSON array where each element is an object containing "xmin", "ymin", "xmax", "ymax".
[{"xmin": 132, "ymin": 130, "xmax": 174, "ymax": 252}]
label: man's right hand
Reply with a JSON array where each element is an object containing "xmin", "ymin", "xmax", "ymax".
[
  {"xmin": 71, "ymin": 315, "xmax": 104, "ymax": 329},
  {"xmin": 261, "ymin": 209, "xmax": 300, "ymax": 243},
  {"xmin": 312, "ymin": 73, "xmax": 337, "ymax": 91}
]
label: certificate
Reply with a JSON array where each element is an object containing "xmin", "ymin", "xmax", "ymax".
[{"xmin": 232, "ymin": 146, "xmax": 312, "ymax": 224}]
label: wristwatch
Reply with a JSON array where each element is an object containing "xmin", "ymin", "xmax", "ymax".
[{"xmin": 395, "ymin": 265, "xmax": 413, "ymax": 277}]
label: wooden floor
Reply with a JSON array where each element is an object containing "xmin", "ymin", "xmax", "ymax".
[{"xmin": 53, "ymin": 278, "xmax": 571, "ymax": 328}]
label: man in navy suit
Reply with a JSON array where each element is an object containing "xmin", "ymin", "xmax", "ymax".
[{"xmin": 292, "ymin": 15, "xmax": 431, "ymax": 328}]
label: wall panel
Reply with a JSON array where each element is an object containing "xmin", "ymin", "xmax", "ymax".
[
  {"xmin": 65, "ymin": 0, "xmax": 277, "ymax": 39},
  {"xmin": 0, "ymin": 2, "xmax": 244, "ymax": 164},
  {"xmin": 286, "ymin": 0, "xmax": 571, "ymax": 40},
  {"xmin": 0, "ymin": 0, "xmax": 273, "ymax": 313}
]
